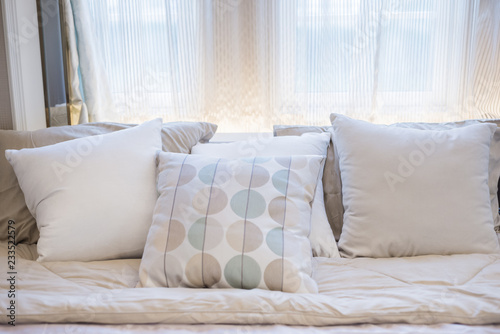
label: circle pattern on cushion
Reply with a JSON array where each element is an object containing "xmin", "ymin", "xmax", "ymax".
[
  {"xmin": 142, "ymin": 153, "xmax": 323, "ymax": 293},
  {"xmin": 178, "ymin": 164, "xmax": 197, "ymax": 186},
  {"xmin": 226, "ymin": 220, "xmax": 263, "ymax": 252},
  {"xmin": 266, "ymin": 227, "xmax": 284, "ymax": 256},
  {"xmin": 230, "ymin": 189, "xmax": 266, "ymax": 219},
  {"xmin": 235, "ymin": 165, "xmax": 270, "ymax": 188},
  {"xmin": 186, "ymin": 253, "xmax": 222, "ymax": 287},
  {"xmin": 188, "ymin": 217, "xmax": 224, "ymax": 250},
  {"xmin": 192, "ymin": 187, "xmax": 228, "ymax": 215},
  {"xmin": 224, "ymin": 255, "xmax": 261, "ymax": 289},
  {"xmin": 264, "ymin": 259, "xmax": 301, "ymax": 292}
]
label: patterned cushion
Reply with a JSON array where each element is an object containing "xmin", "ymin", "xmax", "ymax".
[{"xmin": 137, "ymin": 152, "xmax": 324, "ymax": 293}]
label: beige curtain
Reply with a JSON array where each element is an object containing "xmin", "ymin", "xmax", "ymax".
[{"xmin": 65, "ymin": 0, "xmax": 500, "ymax": 130}]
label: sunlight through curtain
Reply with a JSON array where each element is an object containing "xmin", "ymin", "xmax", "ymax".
[{"xmin": 66, "ymin": 0, "xmax": 500, "ymax": 131}]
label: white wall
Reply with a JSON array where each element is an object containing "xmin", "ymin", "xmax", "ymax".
[
  {"xmin": 0, "ymin": 2, "xmax": 13, "ymax": 130},
  {"xmin": 2, "ymin": 0, "xmax": 46, "ymax": 130}
]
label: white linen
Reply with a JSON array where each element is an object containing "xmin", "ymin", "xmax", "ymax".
[
  {"xmin": 8, "ymin": 324, "xmax": 500, "ymax": 334},
  {"xmin": 1, "ymin": 241, "xmax": 499, "ymax": 326},
  {"xmin": 5, "ymin": 119, "xmax": 162, "ymax": 262}
]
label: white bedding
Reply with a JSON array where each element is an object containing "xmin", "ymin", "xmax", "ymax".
[{"xmin": 1, "ymin": 242, "xmax": 500, "ymax": 329}]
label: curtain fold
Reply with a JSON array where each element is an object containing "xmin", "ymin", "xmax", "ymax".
[
  {"xmin": 62, "ymin": 0, "xmax": 88, "ymax": 125},
  {"xmin": 65, "ymin": 0, "xmax": 500, "ymax": 130}
]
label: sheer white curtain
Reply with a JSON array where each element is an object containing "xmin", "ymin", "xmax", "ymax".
[{"xmin": 67, "ymin": 0, "xmax": 500, "ymax": 131}]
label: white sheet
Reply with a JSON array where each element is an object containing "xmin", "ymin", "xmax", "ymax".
[
  {"xmin": 7, "ymin": 324, "xmax": 500, "ymax": 334},
  {"xmin": 1, "ymin": 242, "xmax": 500, "ymax": 327}
]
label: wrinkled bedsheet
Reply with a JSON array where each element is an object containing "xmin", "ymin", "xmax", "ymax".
[{"xmin": 1, "ymin": 242, "xmax": 500, "ymax": 328}]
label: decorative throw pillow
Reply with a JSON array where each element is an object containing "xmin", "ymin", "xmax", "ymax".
[
  {"xmin": 391, "ymin": 120, "xmax": 500, "ymax": 234},
  {"xmin": 273, "ymin": 126, "xmax": 342, "ymax": 241},
  {"xmin": 0, "ymin": 121, "xmax": 217, "ymax": 245},
  {"xmin": 5, "ymin": 119, "xmax": 162, "ymax": 262},
  {"xmin": 137, "ymin": 152, "xmax": 324, "ymax": 293},
  {"xmin": 191, "ymin": 133, "xmax": 339, "ymax": 258},
  {"xmin": 275, "ymin": 119, "xmax": 500, "ymax": 241},
  {"xmin": 331, "ymin": 114, "xmax": 500, "ymax": 258}
]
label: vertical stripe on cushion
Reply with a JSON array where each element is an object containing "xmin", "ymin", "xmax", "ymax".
[
  {"xmin": 163, "ymin": 154, "xmax": 189, "ymax": 287},
  {"xmin": 241, "ymin": 157, "xmax": 257, "ymax": 289},
  {"xmin": 281, "ymin": 156, "xmax": 292, "ymax": 291},
  {"xmin": 200, "ymin": 158, "xmax": 221, "ymax": 287}
]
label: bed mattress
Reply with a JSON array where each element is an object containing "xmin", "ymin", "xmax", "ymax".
[{"xmin": 1, "ymin": 242, "xmax": 500, "ymax": 330}]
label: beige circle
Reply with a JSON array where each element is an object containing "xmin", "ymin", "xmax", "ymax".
[
  {"xmin": 211, "ymin": 163, "xmax": 232, "ymax": 187},
  {"xmin": 268, "ymin": 196, "xmax": 300, "ymax": 225},
  {"xmin": 165, "ymin": 220, "xmax": 186, "ymax": 252},
  {"xmin": 151, "ymin": 220, "xmax": 185, "ymax": 253},
  {"xmin": 178, "ymin": 164, "xmax": 197, "ymax": 186},
  {"xmin": 235, "ymin": 165, "xmax": 270, "ymax": 188},
  {"xmin": 226, "ymin": 220, "xmax": 264, "ymax": 252},
  {"xmin": 192, "ymin": 187, "xmax": 228, "ymax": 215},
  {"xmin": 264, "ymin": 259, "xmax": 301, "ymax": 292},
  {"xmin": 164, "ymin": 254, "xmax": 184, "ymax": 287},
  {"xmin": 185, "ymin": 253, "xmax": 222, "ymax": 287}
]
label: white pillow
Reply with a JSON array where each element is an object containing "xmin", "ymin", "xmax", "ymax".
[
  {"xmin": 5, "ymin": 119, "xmax": 162, "ymax": 262},
  {"xmin": 191, "ymin": 133, "xmax": 339, "ymax": 258},
  {"xmin": 331, "ymin": 114, "xmax": 500, "ymax": 258},
  {"xmin": 137, "ymin": 152, "xmax": 323, "ymax": 293}
]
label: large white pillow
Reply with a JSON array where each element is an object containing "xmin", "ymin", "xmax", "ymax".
[
  {"xmin": 331, "ymin": 114, "xmax": 500, "ymax": 258},
  {"xmin": 191, "ymin": 133, "xmax": 339, "ymax": 258},
  {"xmin": 5, "ymin": 119, "xmax": 162, "ymax": 262},
  {"xmin": 137, "ymin": 152, "xmax": 323, "ymax": 293}
]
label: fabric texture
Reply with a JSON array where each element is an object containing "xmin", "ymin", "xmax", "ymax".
[
  {"xmin": 138, "ymin": 152, "xmax": 324, "ymax": 293},
  {"xmin": 10, "ymin": 324, "xmax": 500, "ymax": 334},
  {"xmin": 275, "ymin": 119, "xmax": 500, "ymax": 241},
  {"xmin": 65, "ymin": 1, "xmax": 500, "ymax": 131},
  {"xmin": 392, "ymin": 119, "xmax": 500, "ymax": 233},
  {"xmin": 0, "ymin": 121, "xmax": 217, "ymax": 245},
  {"xmin": 331, "ymin": 114, "xmax": 499, "ymax": 258},
  {"xmin": 6, "ymin": 120, "xmax": 162, "ymax": 261},
  {"xmin": 2, "ymin": 239, "xmax": 500, "ymax": 326},
  {"xmin": 191, "ymin": 133, "xmax": 338, "ymax": 258}
]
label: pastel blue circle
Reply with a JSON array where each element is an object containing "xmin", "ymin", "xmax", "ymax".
[
  {"xmin": 224, "ymin": 255, "xmax": 261, "ymax": 289},
  {"xmin": 266, "ymin": 227, "xmax": 283, "ymax": 256},
  {"xmin": 230, "ymin": 190, "xmax": 266, "ymax": 219},
  {"xmin": 272, "ymin": 170, "xmax": 289, "ymax": 195},
  {"xmin": 198, "ymin": 164, "xmax": 218, "ymax": 185},
  {"xmin": 187, "ymin": 218, "xmax": 207, "ymax": 250}
]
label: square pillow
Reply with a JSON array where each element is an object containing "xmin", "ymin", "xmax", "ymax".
[
  {"xmin": 0, "ymin": 121, "xmax": 217, "ymax": 245},
  {"xmin": 191, "ymin": 133, "xmax": 339, "ymax": 258},
  {"xmin": 276, "ymin": 119, "xmax": 500, "ymax": 242},
  {"xmin": 331, "ymin": 114, "xmax": 500, "ymax": 258},
  {"xmin": 5, "ymin": 119, "xmax": 162, "ymax": 262},
  {"xmin": 137, "ymin": 152, "xmax": 324, "ymax": 293}
]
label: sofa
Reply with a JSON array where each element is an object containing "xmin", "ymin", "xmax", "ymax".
[{"xmin": 1, "ymin": 114, "xmax": 499, "ymax": 333}]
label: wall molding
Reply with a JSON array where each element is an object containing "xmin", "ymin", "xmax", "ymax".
[{"xmin": 1, "ymin": 0, "xmax": 46, "ymax": 130}]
